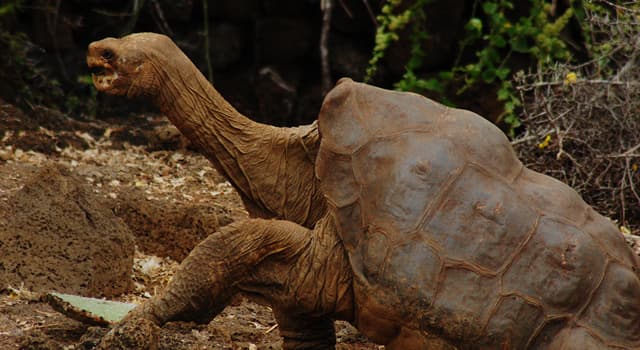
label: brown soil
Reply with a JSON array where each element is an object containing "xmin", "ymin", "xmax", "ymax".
[
  {"xmin": 0, "ymin": 102, "xmax": 380, "ymax": 349},
  {"xmin": 0, "ymin": 163, "xmax": 135, "ymax": 297}
]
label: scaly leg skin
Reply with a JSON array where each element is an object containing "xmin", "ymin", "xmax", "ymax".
[
  {"xmin": 274, "ymin": 310, "xmax": 336, "ymax": 350},
  {"xmin": 96, "ymin": 217, "xmax": 354, "ymax": 350}
]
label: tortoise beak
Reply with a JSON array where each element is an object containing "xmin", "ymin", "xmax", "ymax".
[{"xmin": 87, "ymin": 41, "xmax": 119, "ymax": 93}]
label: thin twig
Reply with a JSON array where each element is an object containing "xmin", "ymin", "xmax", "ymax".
[
  {"xmin": 150, "ymin": 0, "xmax": 174, "ymax": 37},
  {"xmin": 202, "ymin": 0, "xmax": 213, "ymax": 82},
  {"xmin": 320, "ymin": 0, "xmax": 334, "ymax": 94},
  {"xmin": 337, "ymin": 0, "xmax": 353, "ymax": 18},
  {"xmin": 361, "ymin": 0, "xmax": 378, "ymax": 26},
  {"xmin": 265, "ymin": 324, "xmax": 278, "ymax": 334},
  {"xmin": 625, "ymin": 158, "xmax": 640, "ymax": 205},
  {"xmin": 123, "ymin": 0, "xmax": 145, "ymax": 35},
  {"xmin": 518, "ymin": 79, "xmax": 640, "ymax": 90}
]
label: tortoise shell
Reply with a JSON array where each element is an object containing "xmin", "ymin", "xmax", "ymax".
[{"xmin": 316, "ymin": 79, "xmax": 640, "ymax": 348}]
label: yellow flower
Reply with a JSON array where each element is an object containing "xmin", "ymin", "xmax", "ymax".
[
  {"xmin": 633, "ymin": 164, "xmax": 638, "ymax": 172},
  {"xmin": 563, "ymin": 72, "xmax": 577, "ymax": 85},
  {"xmin": 504, "ymin": 22, "xmax": 512, "ymax": 29},
  {"xmin": 620, "ymin": 225, "xmax": 631, "ymax": 235},
  {"xmin": 537, "ymin": 135, "xmax": 552, "ymax": 149}
]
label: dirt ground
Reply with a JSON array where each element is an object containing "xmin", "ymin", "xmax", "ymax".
[
  {"xmin": 3, "ymin": 101, "xmax": 640, "ymax": 350},
  {"xmin": 0, "ymin": 101, "xmax": 380, "ymax": 350}
]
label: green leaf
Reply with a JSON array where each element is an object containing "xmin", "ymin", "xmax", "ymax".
[
  {"xmin": 510, "ymin": 36, "xmax": 530, "ymax": 53},
  {"xmin": 0, "ymin": 3, "xmax": 15, "ymax": 16},
  {"xmin": 47, "ymin": 292, "xmax": 137, "ymax": 325},
  {"xmin": 77, "ymin": 75, "xmax": 93, "ymax": 85},
  {"xmin": 491, "ymin": 35, "xmax": 507, "ymax": 48},
  {"xmin": 497, "ymin": 86, "xmax": 511, "ymax": 100},
  {"xmin": 495, "ymin": 67, "xmax": 510, "ymax": 80},
  {"xmin": 482, "ymin": 2, "xmax": 498, "ymax": 15},
  {"xmin": 417, "ymin": 78, "xmax": 445, "ymax": 93},
  {"xmin": 505, "ymin": 113, "xmax": 521, "ymax": 128},
  {"xmin": 481, "ymin": 69, "xmax": 497, "ymax": 83},
  {"xmin": 465, "ymin": 18, "xmax": 483, "ymax": 35},
  {"xmin": 438, "ymin": 70, "xmax": 454, "ymax": 80}
]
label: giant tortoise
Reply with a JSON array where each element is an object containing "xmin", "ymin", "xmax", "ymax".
[{"xmin": 87, "ymin": 34, "xmax": 640, "ymax": 349}]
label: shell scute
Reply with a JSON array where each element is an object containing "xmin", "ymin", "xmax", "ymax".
[
  {"xmin": 502, "ymin": 217, "xmax": 607, "ymax": 313},
  {"xmin": 438, "ymin": 108, "xmax": 523, "ymax": 181},
  {"xmin": 356, "ymin": 89, "xmax": 444, "ymax": 136},
  {"xmin": 479, "ymin": 295, "xmax": 544, "ymax": 349},
  {"xmin": 420, "ymin": 164, "xmax": 539, "ymax": 272},
  {"xmin": 354, "ymin": 231, "xmax": 442, "ymax": 313},
  {"xmin": 582, "ymin": 211, "xmax": 637, "ymax": 266},
  {"xmin": 516, "ymin": 169, "xmax": 589, "ymax": 223},
  {"xmin": 579, "ymin": 263, "xmax": 640, "ymax": 346},
  {"xmin": 330, "ymin": 202, "xmax": 363, "ymax": 251},
  {"xmin": 315, "ymin": 147, "xmax": 359, "ymax": 208},
  {"xmin": 317, "ymin": 81, "xmax": 371, "ymax": 154},
  {"xmin": 357, "ymin": 229, "xmax": 390, "ymax": 283},
  {"xmin": 421, "ymin": 267, "xmax": 500, "ymax": 341},
  {"xmin": 546, "ymin": 327, "xmax": 607, "ymax": 349},
  {"xmin": 351, "ymin": 133, "xmax": 465, "ymax": 234},
  {"xmin": 383, "ymin": 239, "xmax": 441, "ymax": 301}
]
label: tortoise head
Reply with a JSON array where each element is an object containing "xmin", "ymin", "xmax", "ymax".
[{"xmin": 87, "ymin": 33, "xmax": 181, "ymax": 98}]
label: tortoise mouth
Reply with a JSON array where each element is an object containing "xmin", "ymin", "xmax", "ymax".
[{"xmin": 89, "ymin": 64, "xmax": 119, "ymax": 92}]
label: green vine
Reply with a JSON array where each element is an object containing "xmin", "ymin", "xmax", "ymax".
[
  {"xmin": 0, "ymin": 0, "xmax": 22, "ymax": 17},
  {"xmin": 367, "ymin": 0, "xmax": 578, "ymax": 136},
  {"xmin": 364, "ymin": 0, "xmax": 418, "ymax": 81},
  {"xmin": 393, "ymin": 0, "xmax": 447, "ymax": 95}
]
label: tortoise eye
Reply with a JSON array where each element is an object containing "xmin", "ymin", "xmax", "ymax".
[{"xmin": 102, "ymin": 49, "xmax": 114, "ymax": 60}]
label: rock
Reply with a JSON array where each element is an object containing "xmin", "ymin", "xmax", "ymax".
[
  {"xmin": 110, "ymin": 189, "xmax": 233, "ymax": 261},
  {"xmin": 149, "ymin": 124, "xmax": 190, "ymax": 151},
  {"xmin": 30, "ymin": 0, "xmax": 76, "ymax": 50},
  {"xmin": 207, "ymin": 0, "xmax": 259, "ymax": 21},
  {"xmin": 0, "ymin": 148, "xmax": 12, "ymax": 161},
  {"xmin": 157, "ymin": 0, "xmax": 193, "ymax": 21},
  {"xmin": 256, "ymin": 19, "xmax": 314, "ymax": 63},
  {"xmin": 255, "ymin": 66, "xmax": 299, "ymax": 126},
  {"xmin": 262, "ymin": 0, "xmax": 316, "ymax": 17},
  {"xmin": 331, "ymin": 0, "xmax": 380, "ymax": 35},
  {"xmin": 330, "ymin": 32, "xmax": 370, "ymax": 81},
  {"xmin": 208, "ymin": 22, "xmax": 246, "ymax": 69},
  {"xmin": 295, "ymin": 82, "xmax": 324, "ymax": 125},
  {"xmin": 0, "ymin": 164, "xmax": 134, "ymax": 297}
]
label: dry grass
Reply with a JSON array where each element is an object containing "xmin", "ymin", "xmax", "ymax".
[{"xmin": 513, "ymin": 2, "xmax": 640, "ymax": 231}]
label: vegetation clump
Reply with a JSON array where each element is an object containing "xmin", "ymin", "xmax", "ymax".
[
  {"xmin": 366, "ymin": 0, "xmax": 579, "ymax": 135},
  {"xmin": 514, "ymin": 2, "xmax": 640, "ymax": 230}
]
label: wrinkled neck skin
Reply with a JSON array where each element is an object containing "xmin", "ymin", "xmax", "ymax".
[{"xmin": 152, "ymin": 56, "xmax": 326, "ymax": 227}]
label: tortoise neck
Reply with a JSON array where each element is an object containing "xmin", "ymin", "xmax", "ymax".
[
  {"xmin": 156, "ymin": 66, "xmax": 265, "ymax": 202},
  {"xmin": 154, "ymin": 62, "xmax": 326, "ymax": 226}
]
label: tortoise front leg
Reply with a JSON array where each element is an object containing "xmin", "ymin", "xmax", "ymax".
[
  {"xmin": 96, "ymin": 217, "xmax": 353, "ymax": 350},
  {"xmin": 273, "ymin": 310, "xmax": 336, "ymax": 350}
]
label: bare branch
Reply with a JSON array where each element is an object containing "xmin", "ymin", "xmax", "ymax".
[
  {"xmin": 320, "ymin": 0, "xmax": 334, "ymax": 95},
  {"xmin": 513, "ymin": 2, "xmax": 640, "ymax": 231}
]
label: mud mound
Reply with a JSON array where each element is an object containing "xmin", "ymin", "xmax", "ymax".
[
  {"xmin": 0, "ymin": 164, "xmax": 134, "ymax": 297},
  {"xmin": 111, "ymin": 189, "xmax": 233, "ymax": 261}
]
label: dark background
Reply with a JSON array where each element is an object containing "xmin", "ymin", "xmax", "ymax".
[{"xmin": 0, "ymin": 0, "xmax": 500, "ymax": 126}]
